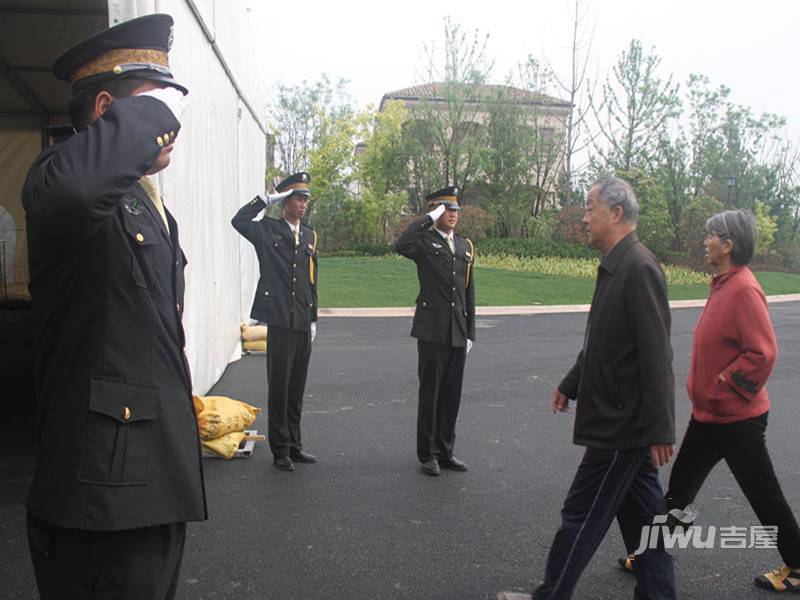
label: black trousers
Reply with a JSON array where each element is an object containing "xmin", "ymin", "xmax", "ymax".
[
  {"xmin": 667, "ymin": 412, "xmax": 800, "ymax": 567},
  {"xmin": 267, "ymin": 325, "xmax": 312, "ymax": 458},
  {"xmin": 26, "ymin": 514, "xmax": 185, "ymax": 600},
  {"xmin": 534, "ymin": 447, "xmax": 676, "ymax": 600},
  {"xmin": 416, "ymin": 339, "xmax": 466, "ymax": 463}
]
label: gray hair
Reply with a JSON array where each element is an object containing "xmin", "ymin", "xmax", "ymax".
[
  {"xmin": 705, "ymin": 209, "xmax": 757, "ymax": 265},
  {"xmin": 591, "ymin": 176, "xmax": 640, "ymax": 223}
]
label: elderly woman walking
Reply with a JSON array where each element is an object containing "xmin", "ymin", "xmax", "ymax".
[{"xmin": 622, "ymin": 209, "xmax": 800, "ymax": 593}]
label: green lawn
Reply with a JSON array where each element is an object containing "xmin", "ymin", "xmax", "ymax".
[{"xmin": 317, "ymin": 256, "xmax": 800, "ymax": 308}]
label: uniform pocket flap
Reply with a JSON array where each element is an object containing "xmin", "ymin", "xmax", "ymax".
[
  {"xmin": 89, "ymin": 377, "xmax": 158, "ymax": 423},
  {"xmin": 122, "ymin": 218, "xmax": 159, "ymax": 246}
]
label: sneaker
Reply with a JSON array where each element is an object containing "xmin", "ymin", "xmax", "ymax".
[
  {"xmin": 617, "ymin": 554, "xmax": 635, "ymax": 573},
  {"xmin": 496, "ymin": 593, "xmax": 531, "ymax": 600},
  {"xmin": 755, "ymin": 565, "xmax": 800, "ymax": 592}
]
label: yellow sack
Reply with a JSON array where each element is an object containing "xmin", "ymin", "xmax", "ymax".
[
  {"xmin": 242, "ymin": 339, "xmax": 267, "ymax": 352},
  {"xmin": 201, "ymin": 431, "xmax": 247, "ymax": 459},
  {"xmin": 193, "ymin": 395, "xmax": 261, "ymax": 440},
  {"xmin": 241, "ymin": 323, "xmax": 267, "ymax": 341}
]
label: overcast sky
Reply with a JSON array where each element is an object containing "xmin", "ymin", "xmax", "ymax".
[{"xmin": 255, "ymin": 0, "xmax": 799, "ymax": 141}]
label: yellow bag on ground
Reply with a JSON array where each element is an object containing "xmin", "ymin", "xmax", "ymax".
[
  {"xmin": 193, "ymin": 395, "xmax": 261, "ymax": 440},
  {"xmin": 201, "ymin": 431, "xmax": 247, "ymax": 459},
  {"xmin": 241, "ymin": 323, "xmax": 267, "ymax": 341},
  {"xmin": 242, "ymin": 339, "xmax": 267, "ymax": 352}
]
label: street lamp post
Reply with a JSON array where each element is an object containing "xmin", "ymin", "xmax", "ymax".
[{"xmin": 725, "ymin": 176, "xmax": 737, "ymax": 207}]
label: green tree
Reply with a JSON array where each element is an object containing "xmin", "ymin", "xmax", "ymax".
[
  {"xmin": 408, "ymin": 17, "xmax": 493, "ymax": 195},
  {"xmin": 590, "ymin": 39, "xmax": 680, "ymax": 172},
  {"xmin": 267, "ymin": 75, "xmax": 352, "ymax": 182}
]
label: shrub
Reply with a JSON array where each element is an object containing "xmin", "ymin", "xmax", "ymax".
[
  {"xmin": 554, "ymin": 205, "xmax": 586, "ymax": 244},
  {"xmin": 457, "ymin": 205, "xmax": 495, "ymax": 241},
  {"xmin": 475, "ymin": 237, "xmax": 595, "ymax": 259}
]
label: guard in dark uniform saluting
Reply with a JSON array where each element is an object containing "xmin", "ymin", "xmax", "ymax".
[
  {"xmin": 232, "ymin": 173, "xmax": 319, "ymax": 472},
  {"xmin": 22, "ymin": 14, "xmax": 206, "ymax": 600},
  {"xmin": 395, "ymin": 186, "xmax": 476, "ymax": 476}
]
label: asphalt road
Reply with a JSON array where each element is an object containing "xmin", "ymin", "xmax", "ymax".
[{"xmin": 2, "ymin": 304, "xmax": 800, "ymax": 600}]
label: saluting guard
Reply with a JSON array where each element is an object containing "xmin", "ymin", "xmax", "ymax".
[
  {"xmin": 232, "ymin": 173, "xmax": 319, "ymax": 472},
  {"xmin": 22, "ymin": 14, "xmax": 206, "ymax": 599},
  {"xmin": 395, "ymin": 186, "xmax": 476, "ymax": 476}
]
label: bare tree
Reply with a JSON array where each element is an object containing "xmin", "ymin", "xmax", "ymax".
[{"xmin": 546, "ymin": 0, "xmax": 596, "ymax": 204}]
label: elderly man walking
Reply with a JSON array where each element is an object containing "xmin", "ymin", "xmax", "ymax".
[{"xmin": 498, "ymin": 176, "xmax": 677, "ymax": 600}]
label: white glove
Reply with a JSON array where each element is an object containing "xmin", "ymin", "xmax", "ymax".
[
  {"xmin": 426, "ymin": 203, "xmax": 446, "ymax": 222},
  {"xmin": 257, "ymin": 189, "xmax": 293, "ymax": 207},
  {"xmin": 310, "ymin": 322, "xmax": 317, "ymax": 342},
  {"xmin": 138, "ymin": 87, "xmax": 187, "ymax": 123},
  {"xmin": 466, "ymin": 339, "xmax": 473, "ymax": 354}
]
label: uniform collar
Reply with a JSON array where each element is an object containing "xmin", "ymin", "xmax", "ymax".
[{"xmin": 434, "ymin": 227, "xmax": 453, "ymax": 241}]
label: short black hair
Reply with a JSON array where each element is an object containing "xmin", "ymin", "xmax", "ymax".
[{"xmin": 68, "ymin": 77, "xmax": 148, "ymax": 130}]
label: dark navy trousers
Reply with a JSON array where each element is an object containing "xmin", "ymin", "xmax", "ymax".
[{"xmin": 533, "ymin": 446, "xmax": 677, "ymax": 600}]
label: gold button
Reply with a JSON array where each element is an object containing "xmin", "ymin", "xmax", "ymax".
[
  {"xmin": 113, "ymin": 65, "xmax": 122, "ymax": 75},
  {"xmin": 135, "ymin": 233, "xmax": 144, "ymax": 243},
  {"xmin": 176, "ymin": 303, "xmax": 181, "ymax": 312},
  {"xmin": 123, "ymin": 406, "xmax": 131, "ymax": 420},
  {"xmin": 163, "ymin": 133, "xmax": 170, "ymax": 143},
  {"xmin": 170, "ymin": 131, "xmax": 175, "ymax": 138},
  {"xmin": 156, "ymin": 136, "xmax": 164, "ymax": 147}
]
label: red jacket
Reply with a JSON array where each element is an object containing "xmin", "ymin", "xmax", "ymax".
[{"xmin": 688, "ymin": 266, "xmax": 777, "ymax": 423}]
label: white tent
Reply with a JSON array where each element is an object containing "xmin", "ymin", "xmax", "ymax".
[{"xmin": 0, "ymin": 0, "xmax": 268, "ymax": 394}]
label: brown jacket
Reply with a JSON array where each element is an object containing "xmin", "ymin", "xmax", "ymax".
[{"xmin": 559, "ymin": 232, "xmax": 675, "ymax": 449}]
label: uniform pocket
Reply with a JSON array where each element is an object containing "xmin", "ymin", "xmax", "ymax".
[
  {"xmin": 78, "ymin": 376, "xmax": 158, "ymax": 486},
  {"xmin": 122, "ymin": 219, "xmax": 159, "ymax": 289}
]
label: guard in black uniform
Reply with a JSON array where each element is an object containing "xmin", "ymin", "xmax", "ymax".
[
  {"xmin": 22, "ymin": 14, "xmax": 206, "ymax": 600},
  {"xmin": 232, "ymin": 173, "xmax": 319, "ymax": 472},
  {"xmin": 395, "ymin": 186, "xmax": 476, "ymax": 476}
]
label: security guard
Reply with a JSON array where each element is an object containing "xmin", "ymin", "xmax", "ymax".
[
  {"xmin": 22, "ymin": 14, "xmax": 206, "ymax": 600},
  {"xmin": 232, "ymin": 173, "xmax": 319, "ymax": 472},
  {"xmin": 395, "ymin": 186, "xmax": 476, "ymax": 476}
]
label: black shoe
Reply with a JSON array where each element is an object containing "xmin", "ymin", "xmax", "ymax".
[
  {"xmin": 421, "ymin": 459, "xmax": 441, "ymax": 476},
  {"xmin": 438, "ymin": 456, "xmax": 468, "ymax": 471},
  {"xmin": 273, "ymin": 456, "xmax": 295, "ymax": 471},
  {"xmin": 290, "ymin": 450, "xmax": 317, "ymax": 463}
]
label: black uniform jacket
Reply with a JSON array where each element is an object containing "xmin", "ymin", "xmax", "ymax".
[
  {"xmin": 395, "ymin": 215, "xmax": 476, "ymax": 347},
  {"xmin": 231, "ymin": 199, "xmax": 318, "ymax": 330},
  {"xmin": 22, "ymin": 96, "xmax": 207, "ymax": 531},
  {"xmin": 559, "ymin": 232, "xmax": 675, "ymax": 450}
]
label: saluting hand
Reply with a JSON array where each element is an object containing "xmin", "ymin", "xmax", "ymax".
[
  {"xmin": 138, "ymin": 86, "xmax": 187, "ymax": 123},
  {"xmin": 552, "ymin": 388, "xmax": 569, "ymax": 413},
  {"xmin": 257, "ymin": 189, "xmax": 293, "ymax": 207},
  {"xmin": 650, "ymin": 444, "xmax": 674, "ymax": 467},
  {"xmin": 426, "ymin": 203, "xmax": 446, "ymax": 223}
]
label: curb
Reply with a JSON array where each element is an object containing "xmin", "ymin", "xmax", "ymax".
[{"xmin": 317, "ymin": 294, "xmax": 800, "ymax": 318}]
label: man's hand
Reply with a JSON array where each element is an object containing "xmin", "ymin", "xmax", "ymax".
[
  {"xmin": 426, "ymin": 203, "xmax": 446, "ymax": 223},
  {"xmin": 552, "ymin": 388, "xmax": 570, "ymax": 413},
  {"xmin": 650, "ymin": 444, "xmax": 674, "ymax": 467},
  {"xmin": 466, "ymin": 339, "xmax": 473, "ymax": 354},
  {"xmin": 310, "ymin": 322, "xmax": 317, "ymax": 342},
  {"xmin": 257, "ymin": 189, "xmax": 293, "ymax": 207},
  {"xmin": 138, "ymin": 87, "xmax": 187, "ymax": 123}
]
